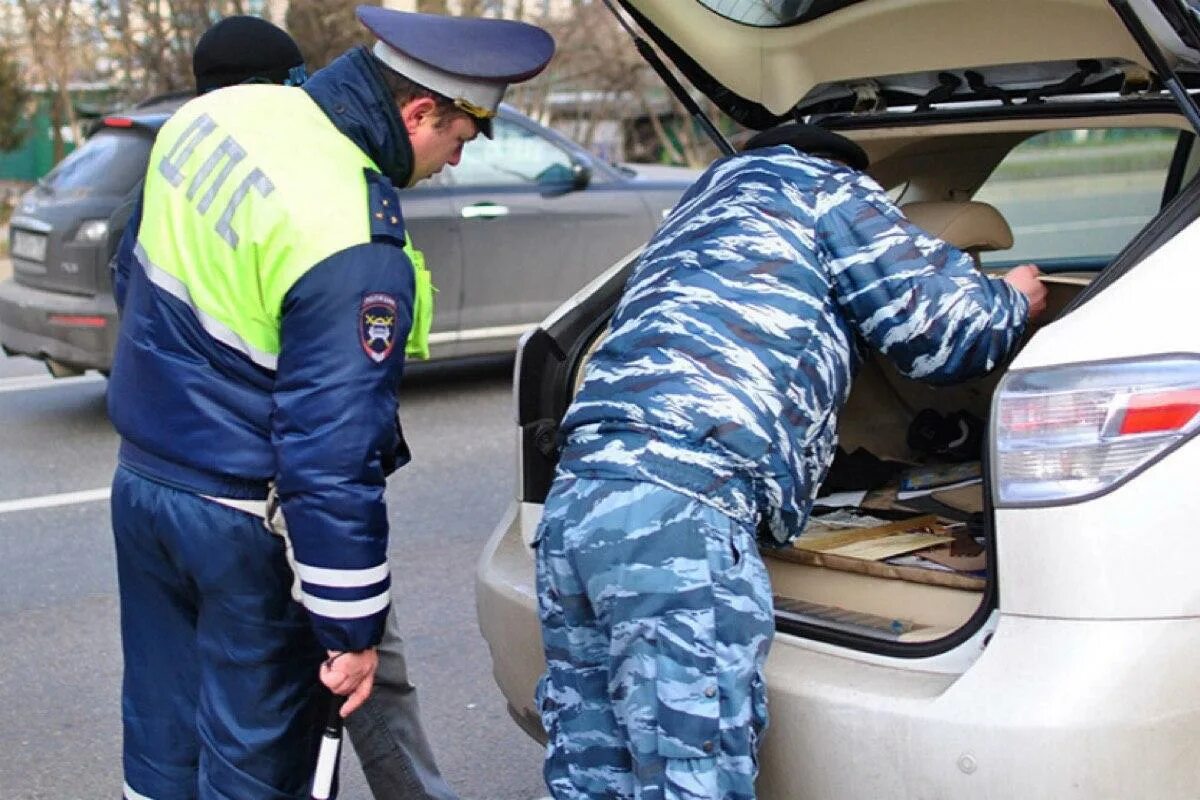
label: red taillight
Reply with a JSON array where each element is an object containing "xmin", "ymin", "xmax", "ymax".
[
  {"xmin": 1119, "ymin": 389, "xmax": 1200, "ymax": 435},
  {"xmin": 102, "ymin": 116, "xmax": 134, "ymax": 128},
  {"xmin": 995, "ymin": 357, "xmax": 1200, "ymax": 506},
  {"xmin": 47, "ymin": 314, "xmax": 107, "ymax": 329}
]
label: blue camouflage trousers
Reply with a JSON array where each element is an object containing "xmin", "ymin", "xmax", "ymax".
[{"xmin": 534, "ymin": 475, "xmax": 774, "ymax": 799}]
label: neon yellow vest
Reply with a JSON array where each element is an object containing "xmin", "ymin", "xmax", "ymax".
[
  {"xmin": 137, "ymin": 84, "xmax": 431, "ymax": 366},
  {"xmin": 403, "ymin": 236, "xmax": 434, "ymax": 360}
]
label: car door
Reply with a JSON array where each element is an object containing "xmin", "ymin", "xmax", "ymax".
[
  {"xmin": 398, "ymin": 172, "xmax": 465, "ymax": 357},
  {"xmin": 442, "ymin": 114, "xmax": 648, "ymax": 354}
]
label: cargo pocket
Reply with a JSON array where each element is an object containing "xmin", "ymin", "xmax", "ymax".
[{"xmin": 654, "ymin": 611, "xmax": 721, "ymax": 760}]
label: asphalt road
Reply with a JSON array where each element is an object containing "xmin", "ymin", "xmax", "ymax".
[{"xmin": 0, "ymin": 351, "xmax": 549, "ymax": 800}]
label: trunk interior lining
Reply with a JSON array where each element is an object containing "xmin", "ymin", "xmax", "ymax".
[{"xmin": 769, "ymin": 276, "xmax": 1089, "ymax": 640}]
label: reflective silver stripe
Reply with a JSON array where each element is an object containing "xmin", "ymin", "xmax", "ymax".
[
  {"xmin": 124, "ymin": 781, "xmax": 156, "ymax": 800},
  {"xmin": 134, "ymin": 242, "xmax": 279, "ymax": 370},
  {"xmin": 302, "ymin": 590, "xmax": 390, "ymax": 620},
  {"xmin": 295, "ymin": 561, "xmax": 389, "ymax": 588}
]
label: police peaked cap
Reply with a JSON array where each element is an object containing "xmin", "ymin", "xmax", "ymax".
[
  {"xmin": 357, "ymin": 5, "xmax": 555, "ymax": 137},
  {"xmin": 192, "ymin": 16, "xmax": 305, "ymax": 95},
  {"xmin": 742, "ymin": 123, "xmax": 869, "ymax": 172}
]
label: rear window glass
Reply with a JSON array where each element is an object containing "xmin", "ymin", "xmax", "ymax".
[
  {"xmin": 42, "ymin": 129, "xmax": 152, "ymax": 196},
  {"xmin": 696, "ymin": 0, "xmax": 866, "ymax": 27},
  {"xmin": 973, "ymin": 127, "xmax": 1177, "ymax": 267}
]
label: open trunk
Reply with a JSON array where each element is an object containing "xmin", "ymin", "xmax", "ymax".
[
  {"xmin": 549, "ymin": 267, "xmax": 1091, "ymax": 651},
  {"xmin": 763, "ymin": 275, "xmax": 1090, "ymax": 646},
  {"xmin": 513, "ymin": 103, "xmax": 1198, "ymax": 657}
]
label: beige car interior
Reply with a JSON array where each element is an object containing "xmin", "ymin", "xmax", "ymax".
[
  {"xmin": 900, "ymin": 200, "xmax": 1013, "ymax": 266},
  {"xmin": 774, "ymin": 199, "xmax": 1091, "ymax": 644},
  {"xmin": 625, "ymin": 0, "xmax": 1188, "ymax": 116}
]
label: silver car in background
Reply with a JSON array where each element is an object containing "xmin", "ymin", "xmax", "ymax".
[{"xmin": 0, "ymin": 102, "xmax": 700, "ymax": 374}]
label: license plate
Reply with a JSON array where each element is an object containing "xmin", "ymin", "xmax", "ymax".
[{"xmin": 11, "ymin": 229, "xmax": 47, "ymax": 262}]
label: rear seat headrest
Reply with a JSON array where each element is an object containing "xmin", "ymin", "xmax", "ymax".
[{"xmin": 899, "ymin": 200, "xmax": 1013, "ymax": 253}]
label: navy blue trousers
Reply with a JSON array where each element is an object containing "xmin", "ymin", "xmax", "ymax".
[{"xmin": 112, "ymin": 466, "xmax": 327, "ymax": 799}]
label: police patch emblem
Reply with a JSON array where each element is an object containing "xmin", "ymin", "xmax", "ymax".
[{"xmin": 360, "ymin": 292, "xmax": 398, "ymax": 363}]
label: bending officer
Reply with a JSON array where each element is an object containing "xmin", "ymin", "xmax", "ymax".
[{"xmin": 534, "ymin": 124, "xmax": 1046, "ymax": 800}]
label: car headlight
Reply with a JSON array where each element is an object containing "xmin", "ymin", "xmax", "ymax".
[{"xmin": 73, "ymin": 219, "xmax": 109, "ymax": 243}]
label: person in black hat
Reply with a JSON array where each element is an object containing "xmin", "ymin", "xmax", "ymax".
[
  {"xmin": 192, "ymin": 15, "xmax": 308, "ymax": 94},
  {"xmin": 106, "ymin": 7, "xmax": 552, "ymax": 800},
  {"xmin": 532, "ymin": 125, "xmax": 1046, "ymax": 799},
  {"xmin": 108, "ymin": 15, "xmax": 308, "ymax": 295}
]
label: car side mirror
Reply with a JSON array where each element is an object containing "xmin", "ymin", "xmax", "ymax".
[
  {"xmin": 536, "ymin": 157, "xmax": 592, "ymax": 196},
  {"xmin": 570, "ymin": 156, "xmax": 592, "ymax": 191}
]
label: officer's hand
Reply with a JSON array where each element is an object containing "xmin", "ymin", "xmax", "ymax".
[
  {"xmin": 320, "ymin": 648, "xmax": 379, "ymax": 717},
  {"xmin": 1003, "ymin": 263, "xmax": 1048, "ymax": 320}
]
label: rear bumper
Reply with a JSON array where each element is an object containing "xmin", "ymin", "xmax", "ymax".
[
  {"xmin": 476, "ymin": 500, "xmax": 1200, "ymax": 799},
  {"xmin": 0, "ymin": 278, "xmax": 116, "ymax": 371},
  {"xmin": 759, "ymin": 614, "xmax": 1200, "ymax": 799}
]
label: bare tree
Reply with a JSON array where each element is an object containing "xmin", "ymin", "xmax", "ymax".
[
  {"xmin": 10, "ymin": 0, "xmax": 732, "ymax": 169},
  {"xmin": 0, "ymin": 43, "xmax": 31, "ymax": 153},
  {"xmin": 500, "ymin": 1, "xmax": 645, "ymax": 148},
  {"xmin": 286, "ymin": 0, "xmax": 380, "ymax": 71},
  {"xmin": 503, "ymin": 0, "xmax": 730, "ymax": 166},
  {"xmin": 637, "ymin": 93, "xmax": 729, "ymax": 167},
  {"xmin": 94, "ymin": 0, "xmax": 262, "ymax": 103},
  {"xmin": 454, "ymin": 0, "xmax": 489, "ymax": 15},
  {"xmin": 15, "ymin": 0, "xmax": 93, "ymax": 163},
  {"xmin": 113, "ymin": 0, "xmax": 196, "ymax": 95}
]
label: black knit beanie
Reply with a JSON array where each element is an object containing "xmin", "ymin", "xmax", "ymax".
[
  {"xmin": 742, "ymin": 123, "xmax": 869, "ymax": 171},
  {"xmin": 192, "ymin": 16, "xmax": 305, "ymax": 94}
]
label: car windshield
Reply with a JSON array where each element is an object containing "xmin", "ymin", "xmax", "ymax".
[
  {"xmin": 695, "ymin": 0, "xmax": 866, "ymax": 26},
  {"xmin": 41, "ymin": 129, "xmax": 151, "ymax": 196}
]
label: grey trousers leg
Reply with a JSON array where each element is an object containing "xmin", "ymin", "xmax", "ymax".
[{"xmin": 346, "ymin": 607, "xmax": 459, "ymax": 800}]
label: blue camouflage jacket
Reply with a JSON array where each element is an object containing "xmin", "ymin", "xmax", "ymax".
[{"xmin": 559, "ymin": 146, "xmax": 1029, "ymax": 545}]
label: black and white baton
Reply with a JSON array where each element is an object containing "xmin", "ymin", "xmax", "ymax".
[{"xmin": 310, "ymin": 692, "xmax": 344, "ymax": 800}]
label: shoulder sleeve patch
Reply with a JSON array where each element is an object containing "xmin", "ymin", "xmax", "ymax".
[{"xmin": 360, "ymin": 292, "xmax": 400, "ymax": 363}]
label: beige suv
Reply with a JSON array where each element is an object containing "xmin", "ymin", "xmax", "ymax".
[{"xmin": 477, "ymin": 1, "xmax": 1200, "ymax": 796}]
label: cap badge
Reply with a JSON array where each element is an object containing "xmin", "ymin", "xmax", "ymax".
[{"xmin": 453, "ymin": 97, "xmax": 497, "ymax": 120}]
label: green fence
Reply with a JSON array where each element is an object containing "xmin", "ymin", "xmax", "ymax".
[{"xmin": 0, "ymin": 89, "xmax": 116, "ymax": 182}]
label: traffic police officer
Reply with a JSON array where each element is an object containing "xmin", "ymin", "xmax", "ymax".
[
  {"xmin": 107, "ymin": 8, "xmax": 553, "ymax": 799},
  {"xmin": 534, "ymin": 126, "xmax": 1046, "ymax": 799}
]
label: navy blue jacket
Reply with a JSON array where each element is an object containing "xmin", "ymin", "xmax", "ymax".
[{"xmin": 108, "ymin": 48, "xmax": 415, "ymax": 651}]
